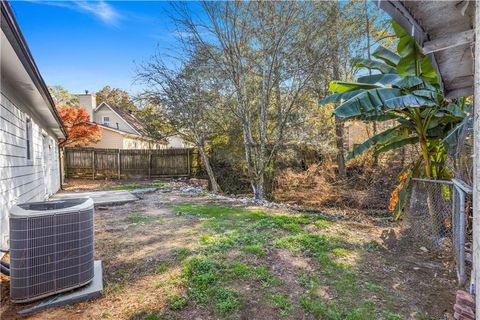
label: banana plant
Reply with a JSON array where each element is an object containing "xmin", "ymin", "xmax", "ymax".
[{"xmin": 320, "ymin": 21, "xmax": 468, "ymax": 218}]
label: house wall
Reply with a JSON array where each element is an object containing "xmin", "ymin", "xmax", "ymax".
[
  {"xmin": 85, "ymin": 127, "xmax": 125, "ymax": 149},
  {"xmin": 94, "ymin": 105, "xmax": 137, "ymax": 134},
  {"xmin": 84, "ymin": 128, "xmax": 163, "ymax": 150},
  {"xmin": 0, "ymin": 89, "xmax": 61, "ymax": 248},
  {"xmin": 123, "ymin": 136, "xmax": 159, "ymax": 149},
  {"xmin": 167, "ymin": 135, "xmax": 189, "ymax": 148}
]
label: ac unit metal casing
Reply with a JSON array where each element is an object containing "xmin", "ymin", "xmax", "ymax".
[{"xmin": 9, "ymin": 197, "xmax": 95, "ymax": 303}]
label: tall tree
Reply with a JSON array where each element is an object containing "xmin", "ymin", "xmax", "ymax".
[
  {"xmin": 172, "ymin": 1, "xmax": 320, "ymax": 200},
  {"xmin": 137, "ymin": 51, "xmax": 222, "ymax": 194},
  {"xmin": 48, "ymin": 85, "xmax": 79, "ymax": 106},
  {"xmin": 57, "ymin": 105, "xmax": 101, "ymax": 147},
  {"xmin": 135, "ymin": 103, "xmax": 173, "ymax": 140},
  {"xmin": 305, "ymin": 1, "xmax": 368, "ymax": 177},
  {"xmin": 96, "ymin": 86, "xmax": 136, "ymax": 113}
]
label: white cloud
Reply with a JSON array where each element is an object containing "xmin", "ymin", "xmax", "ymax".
[
  {"xmin": 26, "ymin": 1, "xmax": 122, "ymax": 26},
  {"xmin": 76, "ymin": 1, "xmax": 121, "ymax": 26}
]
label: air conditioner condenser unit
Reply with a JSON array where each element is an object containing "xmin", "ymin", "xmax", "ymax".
[{"xmin": 9, "ymin": 197, "xmax": 95, "ymax": 303}]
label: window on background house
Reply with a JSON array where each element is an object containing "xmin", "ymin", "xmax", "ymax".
[
  {"xmin": 103, "ymin": 116, "xmax": 110, "ymax": 126},
  {"xmin": 116, "ymin": 122, "xmax": 119, "ymax": 129},
  {"xmin": 25, "ymin": 118, "xmax": 33, "ymax": 161}
]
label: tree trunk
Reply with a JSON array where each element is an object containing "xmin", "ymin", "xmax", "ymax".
[
  {"xmin": 419, "ymin": 134, "xmax": 447, "ymax": 240},
  {"xmin": 333, "ymin": 45, "xmax": 346, "ymax": 178},
  {"xmin": 253, "ymin": 174, "xmax": 264, "ymax": 201},
  {"xmin": 335, "ymin": 115, "xmax": 346, "ymax": 178},
  {"xmin": 198, "ymin": 144, "xmax": 221, "ymax": 194},
  {"xmin": 364, "ymin": 1, "xmax": 378, "ymax": 166}
]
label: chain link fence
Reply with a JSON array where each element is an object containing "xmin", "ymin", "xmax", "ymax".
[{"xmin": 404, "ymin": 178, "xmax": 472, "ymax": 286}]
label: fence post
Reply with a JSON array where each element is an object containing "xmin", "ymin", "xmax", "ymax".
[
  {"xmin": 92, "ymin": 150, "xmax": 95, "ymax": 180},
  {"xmin": 117, "ymin": 149, "xmax": 121, "ymax": 179},
  {"xmin": 148, "ymin": 151, "xmax": 152, "ymax": 179},
  {"xmin": 187, "ymin": 148, "xmax": 191, "ymax": 177}
]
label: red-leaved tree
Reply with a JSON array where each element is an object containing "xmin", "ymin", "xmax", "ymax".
[{"xmin": 57, "ymin": 106, "xmax": 101, "ymax": 147}]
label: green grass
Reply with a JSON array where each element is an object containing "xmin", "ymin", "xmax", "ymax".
[
  {"xmin": 364, "ymin": 281, "xmax": 383, "ymax": 292},
  {"xmin": 109, "ymin": 181, "xmax": 167, "ymax": 191},
  {"xmin": 150, "ymin": 182, "xmax": 167, "ymax": 188},
  {"xmin": 167, "ymin": 295, "xmax": 188, "ymax": 311},
  {"xmin": 242, "ymin": 244, "xmax": 265, "ymax": 256},
  {"xmin": 144, "ymin": 314, "xmax": 162, "ymax": 320},
  {"xmin": 157, "ymin": 263, "xmax": 169, "ymax": 274},
  {"xmin": 213, "ymin": 287, "xmax": 241, "ymax": 314},
  {"xmin": 171, "ymin": 248, "xmax": 192, "ymax": 261},
  {"xmin": 159, "ymin": 203, "xmax": 403, "ymax": 318},
  {"xmin": 126, "ymin": 213, "xmax": 163, "ymax": 225},
  {"xmin": 109, "ymin": 183, "xmax": 143, "ymax": 190},
  {"xmin": 269, "ymin": 294, "xmax": 292, "ymax": 316}
]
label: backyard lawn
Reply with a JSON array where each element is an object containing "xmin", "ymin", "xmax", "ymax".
[{"xmin": 1, "ymin": 182, "xmax": 456, "ymax": 320}]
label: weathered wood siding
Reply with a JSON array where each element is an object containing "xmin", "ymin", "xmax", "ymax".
[
  {"xmin": 65, "ymin": 147, "xmax": 193, "ymax": 179},
  {"xmin": 0, "ymin": 91, "xmax": 61, "ymax": 246}
]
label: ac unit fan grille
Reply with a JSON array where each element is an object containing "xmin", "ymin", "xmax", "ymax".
[{"xmin": 10, "ymin": 206, "xmax": 94, "ymax": 302}]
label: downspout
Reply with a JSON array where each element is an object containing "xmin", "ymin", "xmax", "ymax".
[{"xmin": 58, "ymin": 144, "xmax": 64, "ymax": 190}]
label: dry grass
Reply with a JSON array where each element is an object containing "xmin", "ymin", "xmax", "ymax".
[{"xmin": 273, "ymin": 157, "xmax": 402, "ymax": 211}]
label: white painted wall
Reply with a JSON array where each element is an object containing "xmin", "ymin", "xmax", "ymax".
[
  {"xmin": 123, "ymin": 136, "xmax": 158, "ymax": 149},
  {"xmin": 85, "ymin": 127, "xmax": 124, "ymax": 149},
  {"xmin": 167, "ymin": 135, "xmax": 189, "ymax": 148},
  {"xmin": 0, "ymin": 90, "xmax": 60, "ymax": 248}
]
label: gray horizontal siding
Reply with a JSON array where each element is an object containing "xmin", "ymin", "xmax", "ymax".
[{"xmin": 0, "ymin": 91, "xmax": 61, "ymax": 248}]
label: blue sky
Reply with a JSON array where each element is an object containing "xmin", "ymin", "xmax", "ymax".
[{"xmin": 10, "ymin": 1, "xmax": 186, "ymax": 96}]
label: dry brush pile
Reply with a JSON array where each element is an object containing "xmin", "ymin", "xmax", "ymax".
[{"xmin": 273, "ymin": 157, "xmax": 402, "ymax": 211}]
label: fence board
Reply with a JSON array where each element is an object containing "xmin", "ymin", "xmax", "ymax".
[{"xmin": 64, "ymin": 148, "xmax": 193, "ymax": 179}]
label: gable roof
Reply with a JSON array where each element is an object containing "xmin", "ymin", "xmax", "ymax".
[
  {"xmin": 95, "ymin": 101, "xmax": 149, "ymax": 137},
  {"xmin": 1, "ymin": 1, "xmax": 66, "ymax": 138}
]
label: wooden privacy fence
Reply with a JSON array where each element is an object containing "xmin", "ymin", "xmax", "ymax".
[{"xmin": 64, "ymin": 147, "xmax": 195, "ymax": 179}]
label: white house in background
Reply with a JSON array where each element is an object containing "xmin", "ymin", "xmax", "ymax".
[
  {"xmin": 76, "ymin": 92, "xmax": 189, "ymax": 149},
  {"xmin": 0, "ymin": 2, "xmax": 67, "ymax": 249},
  {"xmin": 166, "ymin": 135, "xmax": 190, "ymax": 148}
]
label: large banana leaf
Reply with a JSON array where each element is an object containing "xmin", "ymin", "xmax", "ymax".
[
  {"xmin": 393, "ymin": 20, "xmax": 439, "ymax": 85},
  {"xmin": 383, "ymin": 94, "xmax": 435, "ymax": 109},
  {"xmin": 351, "ymin": 57, "xmax": 396, "ymax": 74},
  {"xmin": 446, "ymin": 103, "xmax": 466, "ymax": 118},
  {"xmin": 420, "ymin": 54, "xmax": 439, "ymax": 85},
  {"xmin": 441, "ymin": 115, "xmax": 472, "ymax": 154},
  {"xmin": 320, "ymin": 89, "xmax": 363, "ymax": 105},
  {"xmin": 357, "ymin": 73, "xmax": 400, "ymax": 85},
  {"xmin": 358, "ymin": 112, "xmax": 398, "ymax": 122},
  {"xmin": 372, "ymin": 46, "xmax": 400, "ymax": 66},
  {"xmin": 334, "ymin": 88, "xmax": 402, "ymax": 119},
  {"xmin": 374, "ymin": 136, "xmax": 419, "ymax": 156},
  {"xmin": 393, "ymin": 76, "xmax": 424, "ymax": 89},
  {"xmin": 345, "ymin": 126, "xmax": 400, "ymax": 160},
  {"xmin": 329, "ymin": 81, "xmax": 382, "ymax": 93},
  {"xmin": 396, "ymin": 36, "xmax": 419, "ymax": 77},
  {"xmin": 397, "ymin": 117, "xmax": 416, "ymax": 129},
  {"xmin": 412, "ymin": 89, "xmax": 440, "ymax": 101}
]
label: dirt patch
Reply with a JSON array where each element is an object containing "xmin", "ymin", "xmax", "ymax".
[{"xmin": 0, "ymin": 180, "xmax": 457, "ymax": 319}]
